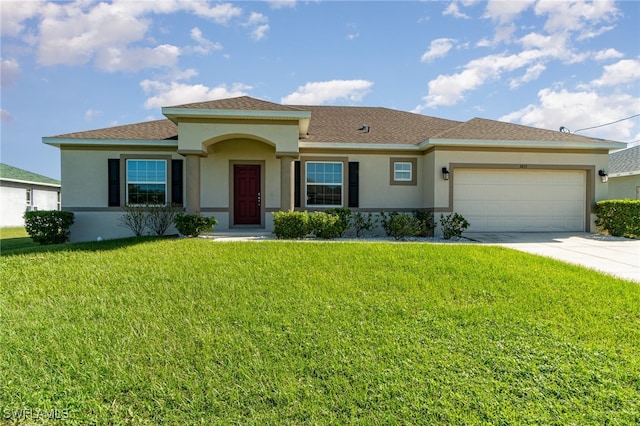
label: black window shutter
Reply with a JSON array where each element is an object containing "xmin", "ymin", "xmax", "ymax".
[
  {"xmin": 348, "ymin": 162, "xmax": 359, "ymax": 208},
  {"xmin": 108, "ymin": 159, "xmax": 120, "ymax": 207},
  {"xmin": 171, "ymin": 159, "xmax": 183, "ymax": 206},
  {"xmin": 294, "ymin": 161, "xmax": 301, "ymax": 208}
]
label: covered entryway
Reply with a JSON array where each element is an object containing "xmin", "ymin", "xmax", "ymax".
[
  {"xmin": 453, "ymin": 169, "xmax": 587, "ymax": 232},
  {"xmin": 233, "ymin": 164, "xmax": 261, "ymax": 225}
]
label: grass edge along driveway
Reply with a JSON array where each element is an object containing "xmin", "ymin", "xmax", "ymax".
[{"xmin": 1, "ymin": 238, "xmax": 639, "ymax": 424}]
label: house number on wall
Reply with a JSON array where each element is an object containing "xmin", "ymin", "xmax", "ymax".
[{"xmin": 520, "ymin": 164, "xmax": 528, "ymax": 169}]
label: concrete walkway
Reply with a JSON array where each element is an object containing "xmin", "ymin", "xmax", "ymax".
[{"xmin": 465, "ymin": 232, "xmax": 640, "ymax": 283}]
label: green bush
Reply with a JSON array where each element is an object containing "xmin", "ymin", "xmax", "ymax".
[
  {"xmin": 23, "ymin": 210, "xmax": 75, "ymax": 245},
  {"xmin": 325, "ymin": 208, "xmax": 352, "ymax": 237},
  {"xmin": 174, "ymin": 213, "xmax": 217, "ymax": 237},
  {"xmin": 273, "ymin": 211, "xmax": 309, "ymax": 239},
  {"xmin": 414, "ymin": 210, "xmax": 435, "ymax": 237},
  {"xmin": 309, "ymin": 212, "xmax": 343, "ymax": 239},
  {"xmin": 380, "ymin": 211, "xmax": 423, "ymax": 240},
  {"xmin": 593, "ymin": 199, "xmax": 640, "ymax": 238},
  {"xmin": 440, "ymin": 212, "xmax": 470, "ymax": 239},
  {"xmin": 352, "ymin": 212, "xmax": 377, "ymax": 237}
]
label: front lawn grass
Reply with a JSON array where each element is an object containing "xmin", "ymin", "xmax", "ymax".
[{"xmin": 1, "ymin": 238, "xmax": 638, "ymax": 424}]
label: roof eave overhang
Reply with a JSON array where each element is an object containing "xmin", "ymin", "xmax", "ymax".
[
  {"xmin": 162, "ymin": 107, "xmax": 311, "ymax": 138},
  {"xmin": 427, "ymin": 138, "xmax": 627, "ymax": 150},
  {"xmin": 609, "ymin": 170, "xmax": 640, "ymax": 178},
  {"xmin": 0, "ymin": 178, "xmax": 60, "ymax": 187},
  {"xmin": 43, "ymin": 137, "xmax": 178, "ymax": 148}
]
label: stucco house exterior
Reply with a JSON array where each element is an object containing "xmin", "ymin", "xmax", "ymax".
[
  {"xmin": 43, "ymin": 96, "xmax": 625, "ymax": 242},
  {"xmin": 0, "ymin": 163, "xmax": 61, "ymax": 228},
  {"xmin": 608, "ymin": 145, "xmax": 640, "ymax": 200}
]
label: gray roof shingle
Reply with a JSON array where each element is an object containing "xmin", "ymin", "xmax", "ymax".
[{"xmin": 609, "ymin": 145, "xmax": 640, "ymax": 175}]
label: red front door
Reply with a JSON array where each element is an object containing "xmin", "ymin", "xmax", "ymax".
[{"xmin": 234, "ymin": 165, "xmax": 261, "ymax": 225}]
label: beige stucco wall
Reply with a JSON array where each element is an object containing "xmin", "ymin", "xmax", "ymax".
[
  {"xmin": 608, "ymin": 175, "xmax": 640, "ymax": 200},
  {"xmin": 61, "ymin": 148, "xmax": 182, "ymax": 208},
  {"xmin": 178, "ymin": 121, "xmax": 300, "ymax": 155}
]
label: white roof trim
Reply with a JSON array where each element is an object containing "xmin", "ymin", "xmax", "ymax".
[
  {"xmin": 428, "ymin": 138, "xmax": 627, "ymax": 150},
  {"xmin": 0, "ymin": 177, "xmax": 60, "ymax": 187},
  {"xmin": 162, "ymin": 107, "xmax": 311, "ymax": 121},
  {"xmin": 43, "ymin": 138, "xmax": 179, "ymax": 148},
  {"xmin": 609, "ymin": 170, "xmax": 640, "ymax": 178}
]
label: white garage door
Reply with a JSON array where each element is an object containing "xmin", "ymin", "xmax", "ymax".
[{"xmin": 453, "ymin": 169, "xmax": 586, "ymax": 232}]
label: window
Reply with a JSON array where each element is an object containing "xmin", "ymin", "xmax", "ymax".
[
  {"xmin": 26, "ymin": 188, "xmax": 32, "ymax": 205},
  {"xmin": 306, "ymin": 162, "xmax": 343, "ymax": 206},
  {"xmin": 126, "ymin": 159, "xmax": 167, "ymax": 205},
  {"xmin": 390, "ymin": 158, "xmax": 417, "ymax": 186},
  {"xmin": 394, "ymin": 162, "xmax": 412, "ymax": 182}
]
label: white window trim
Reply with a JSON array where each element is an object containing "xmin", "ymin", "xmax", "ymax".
[
  {"xmin": 393, "ymin": 162, "xmax": 413, "ymax": 182},
  {"xmin": 305, "ymin": 161, "xmax": 344, "ymax": 208},
  {"xmin": 125, "ymin": 159, "xmax": 168, "ymax": 206}
]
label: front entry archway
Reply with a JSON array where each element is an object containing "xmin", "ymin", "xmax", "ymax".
[{"xmin": 233, "ymin": 164, "xmax": 261, "ymax": 225}]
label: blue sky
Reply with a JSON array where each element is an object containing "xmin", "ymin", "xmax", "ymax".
[{"xmin": 2, "ymin": 0, "xmax": 639, "ymax": 179}]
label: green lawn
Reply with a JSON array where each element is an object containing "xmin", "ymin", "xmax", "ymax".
[{"xmin": 1, "ymin": 237, "xmax": 638, "ymax": 424}]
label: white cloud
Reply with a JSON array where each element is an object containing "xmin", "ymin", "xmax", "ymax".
[
  {"xmin": 484, "ymin": 0, "xmax": 535, "ymax": 25},
  {"xmin": 500, "ymin": 87, "xmax": 640, "ymax": 141},
  {"xmin": 95, "ymin": 44, "xmax": 180, "ymax": 72},
  {"xmin": 141, "ymin": 80, "xmax": 252, "ymax": 109},
  {"xmin": 1, "ymin": 58, "xmax": 21, "ymax": 87},
  {"xmin": 268, "ymin": 0, "xmax": 296, "ymax": 9},
  {"xmin": 244, "ymin": 12, "xmax": 270, "ymax": 40},
  {"xmin": 420, "ymin": 38, "xmax": 456, "ymax": 62},
  {"xmin": 0, "ymin": 0, "xmax": 43, "ymax": 37},
  {"xmin": 85, "ymin": 109, "xmax": 101, "ymax": 120},
  {"xmin": 189, "ymin": 27, "xmax": 223, "ymax": 55},
  {"xmin": 443, "ymin": 2, "xmax": 470, "ymax": 19},
  {"xmin": 593, "ymin": 48, "xmax": 623, "ymax": 61},
  {"xmin": 586, "ymin": 59, "xmax": 640, "ymax": 88},
  {"xmin": 281, "ymin": 80, "xmax": 373, "ymax": 105},
  {"xmin": 509, "ymin": 63, "xmax": 546, "ymax": 89},
  {"xmin": 533, "ymin": 0, "xmax": 618, "ymax": 38},
  {"xmin": 186, "ymin": 2, "xmax": 243, "ymax": 24}
]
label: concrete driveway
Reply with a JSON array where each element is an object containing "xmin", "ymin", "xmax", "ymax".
[{"xmin": 465, "ymin": 232, "xmax": 640, "ymax": 283}]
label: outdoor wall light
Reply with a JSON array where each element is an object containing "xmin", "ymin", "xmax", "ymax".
[
  {"xmin": 598, "ymin": 169, "xmax": 608, "ymax": 183},
  {"xmin": 442, "ymin": 167, "xmax": 450, "ymax": 180}
]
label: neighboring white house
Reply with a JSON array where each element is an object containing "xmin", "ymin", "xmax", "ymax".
[
  {"xmin": 43, "ymin": 96, "xmax": 626, "ymax": 242},
  {"xmin": 608, "ymin": 145, "xmax": 640, "ymax": 200},
  {"xmin": 0, "ymin": 163, "xmax": 61, "ymax": 228}
]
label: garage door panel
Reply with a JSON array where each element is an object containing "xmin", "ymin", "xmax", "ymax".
[{"xmin": 453, "ymin": 169, "xmax": 586, "ymax": 232}]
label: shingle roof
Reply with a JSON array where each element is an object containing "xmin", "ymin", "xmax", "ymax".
[
  {"xmin": 0, "ymin": 163, "xmax": 60, "ymax": 186},
  {"xmin": 432, "ymin": 117, "xmax": 607, "ymax": 143},
  {"xmin": 51, "ymin": 119, "xmax": 177, "ymax": 140},
  {"xmin": 609, "ymin": 145, "xmax": 640, "ymax": 175},
  {"xmin": 301, "ymin": 106, "xmax": 461, "ymax": 144},
  {"xmin": 46, "ymin": 96, "xmax": 616, "ymax": 146},
  {"xmin": 168, "ymin": 96, "xmax": 302, "ymax": 112}
]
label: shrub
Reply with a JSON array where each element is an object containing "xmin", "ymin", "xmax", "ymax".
[
  {"xmin": 325, "ymin": 208, "xmax": 352, "ymax": 237},
  {"xmin": 379, "ymin": 211, "xmax": 423, "ymax": 240},
  {"xmin": 414, "ymin": 210, "xmax": 435, "ymax": 237},
  {"xmin": 174, "ymin": 213, "xmax": 217, "ymax": 237},
  {"xmin": 273, "ymin": 211, "xmax": 309, "ymax": 239},
  {"xmin": 118, "ymin": 205, "xmax": 149, "ymax": 237},
  {"xmin": 352, "ymin": 212, "xmax": 377, "ymax": 237},
  {"xmin": 147, "ymin": 204, "xmax": 181, "ymax": 236},
  {"xmin": 309, "ymin": 212, "xmax": 343, "ymax": 239},
  {"xmin": 440, "ymin": 212, "xmax": 470, "ymax": 239},
  {"xmin": 593, "ymin": 199, "xmax": 640, "ymax": 238},
  {"xmin": 24, "ymin": 210, "xmax": 75, "ymax": 245}
]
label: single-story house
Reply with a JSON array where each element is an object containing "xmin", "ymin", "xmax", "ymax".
[
  {"xmin": 607, "ymin": 145, "xmax": 639, "ymax": 200},
  {"xmin": 43, "ymin": 96, "xmax": 625, "ymax": 242},
  {"xmin": 0, "ymin": 163, "xmax": 61, "ymax": 228}
]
